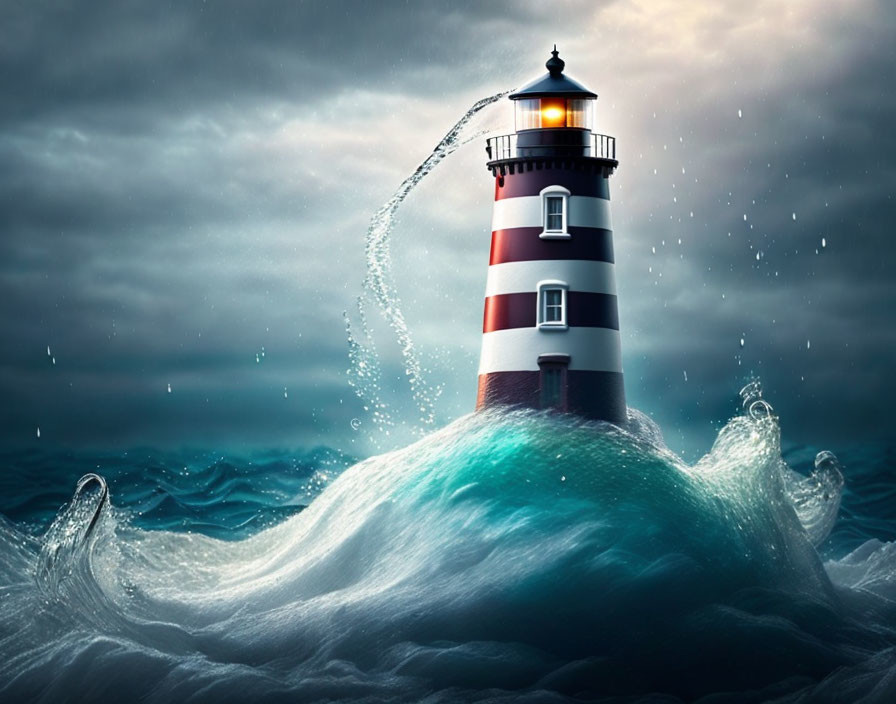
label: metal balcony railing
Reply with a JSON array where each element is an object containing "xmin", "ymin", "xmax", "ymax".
[{"xmin": 485, "ymin": 132, "xmax": 616, "ymax": 162}]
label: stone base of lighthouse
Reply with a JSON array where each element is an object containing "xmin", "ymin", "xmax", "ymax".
[{"xmin": 476, "ymin": 369, "xmax": 626, "ymax": 422}]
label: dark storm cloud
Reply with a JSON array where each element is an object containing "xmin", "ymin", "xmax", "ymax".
[
  {"xmin": 0, "ymin": 0, "xmax": 534, "ymax": 125},
  {"xmin": 0, "ymin": 0, "xmax": 894, "ymax": 456}
]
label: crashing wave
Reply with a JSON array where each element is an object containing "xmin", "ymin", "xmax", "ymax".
[{"xmin": 3, "ymin": 397, "xmax": 894, "ymax": 702}]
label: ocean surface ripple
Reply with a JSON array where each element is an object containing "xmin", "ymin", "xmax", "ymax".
[{"xmin": 1, "ymin": 407, "xmax": 896, "ymax": 703}]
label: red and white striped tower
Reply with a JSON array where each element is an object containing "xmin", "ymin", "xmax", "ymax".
[{"xmin": 476, "ymin": 48, "xmax": 626, "ymax": 422}]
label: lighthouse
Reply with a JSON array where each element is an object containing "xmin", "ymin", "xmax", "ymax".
[{"xmin": 476, "ymin": 48, "xmax": 626, "ymax": 423}]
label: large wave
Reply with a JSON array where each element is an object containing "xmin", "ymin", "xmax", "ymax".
[{"xmin": 2, "ymin": 402, "xmax": 895, "ymax": 703}]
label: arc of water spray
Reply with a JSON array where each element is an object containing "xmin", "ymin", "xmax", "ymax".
[{"xmin": 346, "ymin": 90, "xmax": 512, "ymax": 437}]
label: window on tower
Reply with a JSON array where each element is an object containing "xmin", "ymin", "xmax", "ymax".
[
  {"xmin": 545, "ymin": 196, "xmax": 563, "ymax": 231},
  {"xmin": 538, "ymin": 359, "xmax": 568, "ymax": 411},
  {"xmin": 537, "ymin": 281, "xmax": 568, "ymax": 330},
  {"xmin": 540, "ymin": 185, "xmax": 570, "ymax": 239},
  {"xmin": 544, "ymin": 288, "xmax": 563, "ymax": 321}
]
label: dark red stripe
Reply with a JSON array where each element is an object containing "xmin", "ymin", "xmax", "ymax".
[
  {"xmin": 482, "ymin": 292, "xmax": 619, "ymax": 332},
  {"xmin": 494, "ymin": 169, "xmax": 611, "ymax": 201},
  {"xmin": 483, "ymin": 292, "xmax": 536, "ymax": 332},
  {"xmin": 476, "ymin": 371, "xmax": 626, "ymax": 423},
  {"xmin": 490, "ymin": 227, "xmax": 615, "ymax": 265}
]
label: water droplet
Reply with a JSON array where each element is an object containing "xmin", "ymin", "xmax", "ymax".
[
  {"xmin": 283, "ymin": 387, "xmax": 288, "ymax": 399},
  {"xmin": 748, "ymin": 399, "xmax": 774, "ymax": 420},
  {"xmin": 792, "ymin": 212, "xmax": 797, "ymax": 221},
  {"xmin": 36, "ymin": 427, "xmax": 41, "ymax": 438},
  {"xmin": 47, "ymin": 346, "xmax": 51, "ymax": 356},
  {"xmin": 738, "ymin": 109, "xmax": 743, "ymax": 118},
  {"xmin": 683, "ymin": 370, "xmax": 688, "ymax": 381},
  {"xmin": 821, "ymin": 237, "xmax": 826, "ymax": 248},
  {"xmin": 560, "ymin": 475, "xmax": 566, "ymax": 482},
  {"xmin": 740, "ymin": 337, "xmax": 745, "ymax": 348},
  {"xmin": 350, "ymin": 418, "xmax": 361, "ymax": 430},
  {"xmin": 807, "ymin": 339, "xmax": 811, "ymax": 350},
  {"xmin": 167, "ymin": 383, "xmax": 172, "ymax": 393},
  {"xmin": 743, "ymin": 214, "xmax": 747, "ymax": 221}
]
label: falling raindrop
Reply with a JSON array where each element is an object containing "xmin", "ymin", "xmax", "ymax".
[
  {"xmin": 821, "ymin": 237, "xmax": 826, "ymax": 248},
  {"xmin": 167, "ymin": 383, "xmax": 172, "ymax": 393},
  {"xmin": 36, "ymin": 427, "xmax": 41, "ymax": 438},
  {"xmin": 740, "ymin": 337, "xmax": 745, "ymax": 348},
  {"xmin": 807, "ymin": 339, "xmax": 811, "ymax": 350},
  {"xmin": 47, "ymin": 346, "xmax": 51, "ymax": 356},
  {"xmin": 738, "ymin": 109, "xmax": 743, "ymax": 118},
  {"xmin": 792, "ymin": 212, "xmax": 797, "ymax": 221},
  {"xmin": 283, "ymin": 387, "xmax": 288, "ymax": 399},
  {"xmin": 683, "ymin": 370, "xmax": 688, "ymax": 381}
]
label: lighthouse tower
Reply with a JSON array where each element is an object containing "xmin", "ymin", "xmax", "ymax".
[{"xmin": 476, "ymin": 48, "xmax": 626, "ymax": 422}]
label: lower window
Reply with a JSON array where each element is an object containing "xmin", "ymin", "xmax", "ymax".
[{"xmin": 538, "ymin": 360, "xmax": 568, "ymax": 411}]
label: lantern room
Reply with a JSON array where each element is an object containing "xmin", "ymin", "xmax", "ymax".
[{"xmin": 510, "ymin": 46, "xmax": 597, "ymax": 133}]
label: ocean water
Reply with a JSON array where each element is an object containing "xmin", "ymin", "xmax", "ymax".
[{"xmin": 2, "ymin": 404, "xmax": 896, "ymax": 703}]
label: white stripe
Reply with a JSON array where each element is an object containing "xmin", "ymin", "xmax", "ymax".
[
  {"xmin": 478, "ymin": 327, "xmax": 623, "ymax": 374},
  {"xmin": 484, "ymin": 260, "xmax": 617, "ymax": 297},
  {"xmin": 491, "ymin": 195, "xmax": 612, "ymax": 232}
]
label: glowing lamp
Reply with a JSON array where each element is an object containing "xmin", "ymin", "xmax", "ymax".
[{"xmin": 541, "ymin": 100, "xmax": 566, "ymax": 127}]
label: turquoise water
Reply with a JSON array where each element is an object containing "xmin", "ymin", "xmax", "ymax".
[{"xmin": 2, "ymin": 404, "xmax": 895, "ymax": 702}]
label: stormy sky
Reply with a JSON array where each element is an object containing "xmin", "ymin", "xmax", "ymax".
[{"xmin": 1, "ymin": 0, "xmax": 894, "ymax": 458}]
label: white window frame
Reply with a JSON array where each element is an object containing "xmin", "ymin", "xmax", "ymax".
[
  {"xmin": 539, "ymin": 185, "xmax": 571, "ymax": 239},
  {"xmin": 537, "ymin": 280, "xmax": 569, "ymax": 330}
]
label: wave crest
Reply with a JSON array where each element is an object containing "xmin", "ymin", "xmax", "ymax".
[{"xmin": 3, "ymin": 407, "xmax": 895, "ymax": 703}]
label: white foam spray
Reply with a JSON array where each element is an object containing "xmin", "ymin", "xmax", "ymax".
[{"xmin": 346, "ymin": 90, "xmax": 512, "ymax": 445}]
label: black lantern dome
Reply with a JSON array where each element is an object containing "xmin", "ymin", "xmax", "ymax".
[
  {"xmin": 509, "ymin": 47, "xmax": 597, "ymax": 101},
  {"xmin": 509, "ymin": 47, "xmax": 597, "ymax": 133}
]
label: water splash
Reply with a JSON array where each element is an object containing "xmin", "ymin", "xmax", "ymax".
[
  {"xmin": 346, "ymin": 90, "xmax": 512, "ymax": 443},
  {"xmin": 2, "ymin": 397, "xmax": 884, "ymax": 703},
  {"xmin": 782, "ymin": 450, "xmax": 845, "ymax": 547},
  {"xmin": 740, "ymin": 379, "xmax": 844, "ymax": 547},
  {"xmin": 35, "ymin": 473, "xmax": 109, "ymax": 601},
  {"xmin": 739, "ymin": 378, "xmax": 774, "ymax": 420}
]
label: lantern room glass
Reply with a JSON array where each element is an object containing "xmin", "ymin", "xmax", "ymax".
[{"xmin": 515, "ymin": 98, "xmax": 593, "ymax": 131}]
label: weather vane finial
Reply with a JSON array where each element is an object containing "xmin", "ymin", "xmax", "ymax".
[{"xmin": 546, "ymin": 45, "xmax": 565, "ymax": 75}]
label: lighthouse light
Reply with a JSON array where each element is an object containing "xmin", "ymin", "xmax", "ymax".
[
  {"xmin": 540, "ymin": 99, "xmax": 566, "ymax": 128},
  {"xmin": 515, "ymin": 98, "xmax": 594, "ymax": 131}
]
